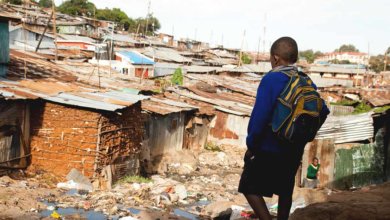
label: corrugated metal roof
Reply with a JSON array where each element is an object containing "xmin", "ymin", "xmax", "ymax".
[
  {"xmin": 44, "ymin": 91, "xmax": 148, "ymax": 112},
  {"xmin": 142, "ymin": 47, "xmax": 192, "ymax": 64},
  {"xmin": 308, "ymin": 66, "xmax": 374, "ymax": 75},
  {"xmin": 316, "ymin": 112, "xmax": 374, "ymax": 144},
  {"xmin": 117, "ymin": 50, "xmax": 155, "ymax": 65},
  {"xmin": 167, "ymin": 87, "xmax": 252, "ymax": 116},
  {"xmin": 58, "ymin": 34, "xmax": 96, "ymax": 43},
  {"xmin": 185, "ymin": 74, "xmax": 258, "ymax": 97},
  {"xmin": 44, "ymin": 92, "xmax": 123, "ymax": 111},
  {"xmin": 309, "ymin": 76, "xmax": 354, "ymax": 88},
  {"xmin": 242, "ymin": 63, "xmax": 272, "ymax": 73},
  {"xmin": 111, "ymin": 34, "xmax": 139, "ymax": 44},
  {"xmin": 0, "ymin": 50, "xmax": 149, "ymax": 112},
  {"xmin": 323, "ymin": 87, "xmax": 390, "ymax": 107}
]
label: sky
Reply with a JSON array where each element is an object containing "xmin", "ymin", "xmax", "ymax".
[{"xmin": 55, "ymin": 0, "xmax": 390, "ymax": 55}]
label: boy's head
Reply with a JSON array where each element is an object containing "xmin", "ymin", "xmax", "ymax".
[
  {"xmin": 312, "ymin": 157, "xmax": 319, "ymax": 166},
  {"xmin": 270, "ymin": 37, "xmax": 298, "ymax": 68}
]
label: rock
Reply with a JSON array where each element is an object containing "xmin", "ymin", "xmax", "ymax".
[
  {"xmin": 216, "ymin": 152, "xmax": 226, "ymax": 161},
  {"xmin": 174, "ymin": 184, "xmax": 188, "ymax": 200},
  {"xmin": 109, "ymin": 205, "xmax": 119, "ymax": 215},
  {"xmin": 204, "ymin": 201, "xmax": 235, "ymax": 218},
  {"xmin": 168, "ymin": 193, "xmax": 179, "ymax": 203},
  {"xmin": 177, "ymin": 163, "xmax": 195, "ymax": 175},
  {"xmin": 46, "ymin": 206, "xmax": 55, "ymax": 211},
  {"xmin": 230, "ymin": 205, "xmax": 246, "ymax": 220},
  {"xmin": 131, "ymin": 183, "xmax": 141, "ymax": 191},
  {"xmin": 0, "ymin": 175, "xmax": 15, "ymax": 186},
  {"xmin": 58, "ymin": 169, "xmax": 93, "ymax": 192},
  {"xmin": 119, "ymin": 216, "xmax": 138, "ymax": 220}
]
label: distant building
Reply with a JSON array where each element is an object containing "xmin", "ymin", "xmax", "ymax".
[
  {"xmin": 177, "ymin": 38, "xmax": 209, "ymax": 52},
  {"xmin": 315, "ymin": 52, "xmax": 369, "ymax": 65},
  {"xmin": 158, "ymin": 33, "xmax": 174, "ymax": 47},
  {"xmin": 115, "ymin": 50, "xmax": 155, "ymax": 78},
  {"xmin": 56, "ymin": 34, "xmax": 97, "ymax": 51}
]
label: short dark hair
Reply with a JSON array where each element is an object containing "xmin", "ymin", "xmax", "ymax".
[{"xmin": 270, "ymin": 37, "xmax": 298, "ymax": 64}]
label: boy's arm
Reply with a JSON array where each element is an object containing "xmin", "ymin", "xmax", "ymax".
[
  {"xmin": 246, "ymin": 74, "xmax": 276, "ymax": 154},
  {"xmin": 320, "ymin": 100, "xmax": 330, "ymax": 127}
]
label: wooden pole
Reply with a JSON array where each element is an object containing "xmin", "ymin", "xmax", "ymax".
[
  {"xmin": 35, "ymin": 11, "xmax": 54, "ymax": 52},
  {"xmin": 51, "ymin": 0, "xmax": 58, "ymax": 61}
]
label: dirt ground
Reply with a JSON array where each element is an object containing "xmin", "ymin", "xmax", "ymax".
[
  {"xmin": 0, "ymin": 172, "xmax": 60, "ymax": 220},
  {"xmin": 0, "ymin": 145, "xmax": 389, "ymax": 220},
  {"xmin": 290, "ymin": 182, "xmax": 390, "ymax": 220}
]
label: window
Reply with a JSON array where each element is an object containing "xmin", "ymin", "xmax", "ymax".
[{"xmin": 123, "ymin": 68, "xmax": 129, "ymax": 75}]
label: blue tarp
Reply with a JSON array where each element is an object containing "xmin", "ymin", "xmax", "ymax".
[{"xmin": 117, "ymin": 51, "xmax": 155, "ymax": 65}]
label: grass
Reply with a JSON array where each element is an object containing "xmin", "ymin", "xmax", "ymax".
[
  {"xmin": 117, "ymin": 175, "xmax": 152, "ymax": 184},
  {"xmin": 352, "ymin": 102, "xmax": 372, "ymax": 114},
  {"xmin": 330, "ymin": 99, "xmax": 359, "ymax": 106},
  {"xmin": 331, "ymin": 99, "xmax": 374, "ymax": 115},
  {"xmin": 373, "ymin": 105, "xmax": 390, "ymax": 114},
  {"xmin": 204, "ymin": 141, "xmax": 222, "ymax": 152}
]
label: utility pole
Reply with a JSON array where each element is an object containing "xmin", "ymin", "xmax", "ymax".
[
  {"xmin": 144, "ymin": 0, "xmax": 151, "ymax": 36},
  {"xmin": 256, "ymin": 36, "xmax": 261, "ymax": 64},
  {"xmin": 109, "ymin": 23, "xmax": 114, "ymax": 77},
  {"xmin": 51, "ymin": 0, "xmax": 58, "ymax": 61},
  {"xmin": 263, "ymin": 13, "xmax": 267, "ymax": 54},
  {"xmin": 384, "ymin": 50, "xmax": 388, "ymax": 72},
  {"xmin": 36, "ymin": 11, "xmax": 54, "ymax": 52},
  {"xmin": 238, "ymin": 30, "xmax": 246, "ymax": 67},
  {"xmin": 210, "ymin": 30, "xmax": 213, "ymax": 47}
]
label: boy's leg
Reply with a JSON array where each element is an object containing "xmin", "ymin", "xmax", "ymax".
[
  {"xmin": 244, "ymin": 194, "xmax": 272, "ymax": 220},
  {"xmin": 277, "ymin": 194, "xmax": 292, "ymax": 220}
]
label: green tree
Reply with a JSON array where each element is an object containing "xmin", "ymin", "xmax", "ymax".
[
  {"xmin": 299, "ymin": 50, "xmax": 323, "ymax": 63},
  {"xmin": 334, "ymin": 44, "xmax": 359, "ymax": 52},
  {"xmin": 329, "ymin": 59, "xmax": 351, "ymax": 64},
  {"xmin": 171, "ymin": 68, "xmax": 183, "ymax": 86},
  {"xmin": 57, "ymin": 0, "xmax": 96, "ymax": 17},
  {"xmin": 369, "ymin": 55, "xmax": 386, "ymax": 73},
  {"xmin": 96, "ymin": 8, "xmax": 135, "ymax": 31},
  {"xmin": 241, "ymin": 53, "xmax": 252, "ymax": 64},
  {"xmin": 131, "ymin": 15, "xmax": 161, "ymax": 35},
  {"xmin": 38, "ymin": 0, "xmax": 52, "ymax": 8}
]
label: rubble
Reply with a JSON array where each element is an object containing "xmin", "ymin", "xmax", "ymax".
[{"xmin": 204, "ymin": 201, "xmax": 235, "ymax": 218}]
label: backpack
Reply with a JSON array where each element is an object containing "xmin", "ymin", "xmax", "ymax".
[{"xmin": 271, "ymin": 69, "xmax": 324, "ymax": 144}]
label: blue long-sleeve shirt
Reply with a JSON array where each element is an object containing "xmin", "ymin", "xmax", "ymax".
[{"xmin": 246, "ymin": 66, "xmax": 330, "ymax": 153}]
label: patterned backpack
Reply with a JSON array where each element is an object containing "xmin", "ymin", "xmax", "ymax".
[{"xmin": 271, "ymin": 69, "xmax": 324, "ymax": 144}]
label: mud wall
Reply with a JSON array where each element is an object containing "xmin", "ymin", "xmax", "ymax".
[
  {"xmin": 301, "ymin": 139, "xmax": 335, "ymax": 188},
  {"xmin": 98, "ymin": 102, "xmax": 144, "ymax": 183},
  {"xmin": 184, "ymin": 115, "xmax": 210, "ymax": 152},
  {"xmin": 30, "ymin": 101, "xmax": 100, "ymax": 178},
  {"xmin": 30, "ymin": 101, "xmax": 144, "ymax": 181}
]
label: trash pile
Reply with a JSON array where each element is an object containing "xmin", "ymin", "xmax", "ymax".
[{"xmin": 0, "ymin": 145, "xmax": 334, "ymax": 219}]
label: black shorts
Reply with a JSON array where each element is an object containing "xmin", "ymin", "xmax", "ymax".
[{"xmin": 238, "ymin": 149, "xmax": 303, "ymax": 198}]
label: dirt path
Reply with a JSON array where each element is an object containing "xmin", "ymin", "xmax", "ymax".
[
  {"xmin": 0, "ymin": 174, "xmax": 60, "ymax": 220},
  {"xmin": 290, "ymin": 182, "xmax": 390, "ymax": 220}
]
